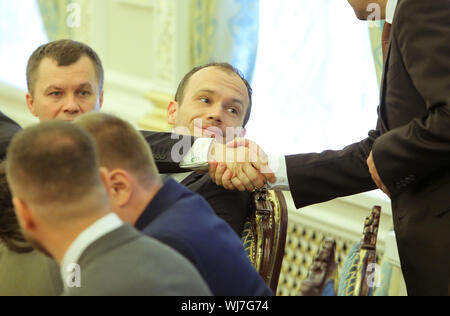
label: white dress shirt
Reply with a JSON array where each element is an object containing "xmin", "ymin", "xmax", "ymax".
[
  {"xmin": 180, "ymin": 138, "xmax": 290, "ymax": 190},
  {"xmin": 386, "ymin": 0, "xmax": 398, "ymax": 24},
  {"xmin": 60, "ymin": 213, "xmax": 123, "ymax": 289}
]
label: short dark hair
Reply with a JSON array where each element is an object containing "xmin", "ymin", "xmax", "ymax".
[
  {"xmin": 0, "ymin": 162, "xmax": 33, "ymax": 253},
  {"xmin": 175, "ymin": 62, "xmax": 253, "ymax": 127},
  {"xmin": 26, "ymin": 39, "xmax": 104, "ymax": 95},
  {"xmin": 6, "ymin": 121, "xmax": 103, "ymax": 207},
  {"xmin": 74, "ymin": 113, "xmax": 159, "ymax": 187}
]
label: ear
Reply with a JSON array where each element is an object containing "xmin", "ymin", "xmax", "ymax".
[
  {"xmin": 99, "ymin": 167, "xmax": 112, "ymax": 192},
  {"xmin": 26, "ymin": 93, "xmax": 38, "ymax": 118},
  {"xmin": 105, "ymin": 169, "xmax": 133, "ymax": 208},
  {"xmin": 238, "ymin": 127, "xmax": 246, "ymax": 138},
  {"xmin": 167, "ymin": 101, "xmax": 179, "ymax": 126},
  {"xmin": 98, "ymin": 90, "xmax": 104, "ymax": 110},
  {"xmin": 12, "ymin": 197, "xmax": 36, "ymax": 233}
]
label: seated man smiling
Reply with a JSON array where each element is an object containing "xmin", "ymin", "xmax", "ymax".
[{"xmin": 160, "ymin": 62, "xmax": 275, "ymax": 235}]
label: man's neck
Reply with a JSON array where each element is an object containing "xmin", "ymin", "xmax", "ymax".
[
  {"xmin": 124, "ymin": 181, "xmax": 163, "ymax": 226},
  {"xmin": 46, "ymin": 210, "xmax": 111, "ymax": 265}
]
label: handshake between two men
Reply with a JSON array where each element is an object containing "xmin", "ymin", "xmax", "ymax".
[
  {"xmin": 201, "ymin": 134, "xmax": 389, "ymax": 197},
  {"xmin": 207, "ymin": 138, "xmax": 277, "ymax": 192}
]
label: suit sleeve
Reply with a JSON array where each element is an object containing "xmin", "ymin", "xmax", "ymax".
[
  {"xmin": 286, "ymin": 129, "xmax": 379, "ymax": 209},
  {"xmin": 0, "ymin": 112, "xmax": 22, "ymax": 161},
  {"xmin": 372, "ymin": 0, "xmax": 450, "ymax": 196},
  {"xmin": 140, "ymin": 130, "xmax": 197, "ymax": 174}
]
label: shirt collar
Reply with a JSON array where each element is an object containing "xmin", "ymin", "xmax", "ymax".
[
  {"xmin": 60, "ymin": 213, "xmax": 123, "ymax": 289},
  {"xmin": 386, "ymin": 0, "xmax": 398, "ymax": 24}
]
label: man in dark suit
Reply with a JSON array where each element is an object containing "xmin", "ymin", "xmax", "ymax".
[
  {"xmin": 74, "ymin": 112, "xmax": 273, "ymax": 296},
  {"xmin": 5, "ymin": 121, "xmax": 211, "ymax": 296},
  {"xmin": 0, "ymin": 112, "xmax": 21, "ymax": 161},
  {"xmin": 212, "ymin": 0, "xmax": 450, "ymax": 296}
]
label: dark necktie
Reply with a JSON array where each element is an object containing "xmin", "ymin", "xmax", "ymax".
[{"xmin": 382, "ymin": 22, "xmax": 392, "ymax": 62}]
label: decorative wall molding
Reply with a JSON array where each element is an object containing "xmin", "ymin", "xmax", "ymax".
[
  {"xmin": 113, "ymin": 0, "xmax": 156, "ymax": 10},
  {"xmin": 151, "ymin": 0, "xmax": 176, "ymax": 85}
]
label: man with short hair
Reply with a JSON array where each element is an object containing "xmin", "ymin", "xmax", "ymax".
[
  {"xmin": 25, "ymin": 39, "xmax": 104, "ymax": 122},
  {"xmin": 75, "ymin": 112, "xmax": 272, "ymax": 296},
  {"xmin": 159, "ymin": 62, "xmax": 274, "ymax": 234},
  {"xmin": 5, "ymin": 121, "xmax": 211, "ymax": 296}
]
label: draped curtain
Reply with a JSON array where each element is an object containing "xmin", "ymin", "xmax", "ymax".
[
  {"xmin": 368, "ymin": 21, "xmax": 385, "ymax": 87},
  {"xmin": 189, "ymin": 0, "xmax": 259, "ymax": 82},
  {"xmin": 37, "ymin": 0, "xmax": 73, "ymax": 41},
  {"xmin": 36, "ymin": 0, "xmax": 90, "ymax": 43}
]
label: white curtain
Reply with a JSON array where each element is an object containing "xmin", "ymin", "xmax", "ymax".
[
  {"xmin": 247, "ymin": 0, "xmax": 379, "ymax": 155},
  {"xmin": 188, "ymin": 0, "xmax": 259, "ymax": 81},
  {"xmin": 0, "ymin": 0, "xmax": 48, "ymax": 89}
]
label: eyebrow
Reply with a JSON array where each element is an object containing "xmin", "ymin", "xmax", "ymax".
[{"xmin": 44, "ymin": 82, "xmax": 93, "ymax": 94}]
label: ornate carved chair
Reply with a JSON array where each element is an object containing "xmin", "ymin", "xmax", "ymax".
[
  {"xmin": 298, "ymin": 238, "xmax": 339, "ymax": 296},
  {"xmin": 241, "ymin": 189, "xmax": 288, "ymax": 294},
  {"xmin": 337, "ymin": 206, "xmax": 382, "ymax": 296}
]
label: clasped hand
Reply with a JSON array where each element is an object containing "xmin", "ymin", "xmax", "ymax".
[{"xmin": 208, "ymin": 138, "xmax": 276, "ymax": 192}]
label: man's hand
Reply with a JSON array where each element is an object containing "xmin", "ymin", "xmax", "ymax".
[
  {"xmin": 208, "ymin": 139, "xmax": 276, "ymax": 192},
  {"xmin": 367, "ymin": 151, "xmax": 390, "ymax": 197}
]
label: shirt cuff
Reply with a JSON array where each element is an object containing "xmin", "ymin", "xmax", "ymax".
[
  {"xmin": 179, "ymin": 138, "xmax": 214, "ymax": 171},
  {"xmin": 266, "ymin": 156, "xmax": 290, "ymax": 191},
  {"xmin": 386, "ymin": 0, "xmax": 398, "ymax": 24}
]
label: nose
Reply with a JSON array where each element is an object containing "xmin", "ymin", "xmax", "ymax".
[
  {"xmin": 62, "ymin": 95, "xmax": 80, "ymax": 115},
  {"xmin": 206, "ymin": 103, "xmax": 223, "ymax": 125}
]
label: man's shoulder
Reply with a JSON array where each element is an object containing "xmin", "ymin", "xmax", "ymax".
[
  {"xmin": 395, "ymin": 0, "xmax": 450, "ymax": 24},
  {"xmin": 71, "ymin": 227, "xmax": 211, "ymax": 296},
  {"xmin": 0, "ymin": 245, "xmax": 62, "ymax": 296},
  {"xmin": 0, "ymin": 112, "xmax": 21, "ymax": 128},
  {"xmin": 143, "ymin": 185, "xmax": 239, "ymax": 242}
]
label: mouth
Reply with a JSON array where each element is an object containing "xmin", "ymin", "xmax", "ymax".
[{"xmin": 193, "ymin": 121, "xmax": 223, "ymax": 138}]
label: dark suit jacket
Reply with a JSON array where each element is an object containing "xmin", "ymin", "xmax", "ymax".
[
  {"xmin": 64, "ymin": 224, "xmax": 211, "ymax": 296},
  {"xmin": 285, "ymin": 0, "xmax": 450, "ymax": 296},
  {"xmin": 142, "ymin": 131, "xmax": 251, "ymax": 236},
  {"xmin": 135, "ymin": 178, "xmax": 272, "ymax": 296},
  {"xmin": 0, "ymin": 112, "xmax": 21, "ymax": 161}
]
